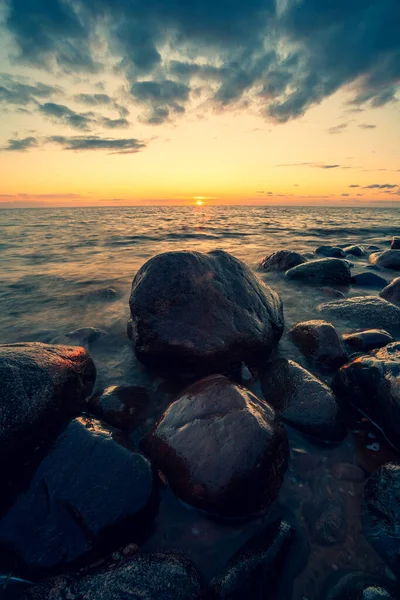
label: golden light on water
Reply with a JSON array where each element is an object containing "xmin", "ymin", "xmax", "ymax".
[{"xmin": 193, "ymin": 196, "xmax": 207, "ymax": 206}]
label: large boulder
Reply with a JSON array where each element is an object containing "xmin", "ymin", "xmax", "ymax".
[
  {"xmin": 380, "ymin": 277, "xmax": 400, "ymax": 307},
  {"xmin": 22, "ymin": 552, "xmax": 206, "ymax": 600},
  {"xmin": 317, "ymin": 296, "xmax": 400, "ymax": 332},
  {"xmin": 370, "ymin": 250, "xmax": 400, "ymax": 270},
  {"xmin": 285, "ymin": 259, "xmax": 352, "ymax": 285},
  {"xmin": 0, "ymin": 417, "xmax": 157, "ymax": 579},
  {"xmin": 128, "ymin": 250, "xmax": 284, "ymax": 377},
  {"xmin": 322, "ymin": 572, "xmax": 400, "ymax": 600},
  {"xmin": 342, "ymin": 329, "xmax": 393, "ymax": 353},
  {"xmin": 332, "ymin": 343, "xmax": 400, "ymax": 451},
  {"xmin": 141, "ymin": 375, "xmax": 289, "ymax": 518},
  {"xmin": 87, "ymin": 385, "xmax": 149, "ymax": 431},
  {"xmin": 315, "ymin": 246, "xmax": 346, "ymax": 258},
  {"xmin": 0, "ymin": 343, "xmax": 96, "ymax": 461},
  {"xmin": 260, "ymin": 359, "xmax": 345, "ymax": 443},
  {"xmin": 351, "ymin": 272, "xmax": 388, "ymax": 289},
  {"xmin": 259, "ymin": 250, "xmax": 306, "ymax": 272},
  {"xmin": 344, "ymin": 245, "xmax": 365, "ymax": 257},
  {"xmin": 288, "ymin": 320, "xmax": 347, "ymax": 370},
  {"xmin": 363, "ymin": 463, "xmax": 400, "ymax": 576}
]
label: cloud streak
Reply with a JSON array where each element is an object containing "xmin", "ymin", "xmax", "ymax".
[{"xmin": 1, "ymin": 135, "xmax": 146, "ymax": 154}]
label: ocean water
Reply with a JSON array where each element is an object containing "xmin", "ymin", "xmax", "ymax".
[{"xmin": 1, "ymin": 205, "xmax": 400, "ymax": 598}]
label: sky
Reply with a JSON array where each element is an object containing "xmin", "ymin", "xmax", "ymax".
[{"xmin": 0, "ymin": 0, "xmax": 399, "ymax": 207}]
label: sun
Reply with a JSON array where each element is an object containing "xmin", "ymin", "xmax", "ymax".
[{"xmin": 193, "ymin": 196, "xmax": 206, "ymax": 206}]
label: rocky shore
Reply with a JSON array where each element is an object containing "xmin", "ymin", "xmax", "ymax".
[{"xmin": 1, "ymin": 242, "xmax": 400, "ymax": 599}]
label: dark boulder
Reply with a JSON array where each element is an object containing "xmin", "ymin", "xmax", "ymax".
[
  {"xmin": 351, "ymin": 272, "xmax": 388, "ymax": 289},
  {"xmin": 141, "ymin": 375, "xmax": 289, "ymax": 518},
  {"xmin": 368, "ymin": 245, "xmax": 381, "ymax": 252},
  {"xmin": 303, "ymin": 498, "xmax": 347, "ymax": 546},
  {"xmin": 363, "ymin": 463, "xmax": 400, "ymax": 576},
  {"xmin": 0, "ymin": 343, "xmax": 95, "ymax": 461},
  {"xmin": 332, "ymin": 343, "xmax": 400, "ymax": 451},
  {"xmin": 322, "ymin": 572, "xmax": 400, "ymax": 600},
  {"xmin": 380, "ymin": 277, "xmax": 400, "ymax": 307},
  {"xmin": 128, "ymin": 250, "xmax": 284, "ymax": 377},
  {"xmin": 259, "ymin": 250, "xmax": 306, "ymax": 272},
  {"xmin": 260, "ymin": 359, "xmax": 345, "ymax": 443},
  {"xmin": 285, "ymin": 259, "xmax": 352, "ymax": 285},
  {"xmin": 392, "ymin": 237, "xmax": 400, "ymax": 250},
  {"xmin": 88, "ymin": 385, "xmax": 149, "ymax": 431},
  {"xmin": 0, "ymin": 417, "xmax": 157, "ymax": 579},
  {"xmin": 22, "ymin": 552, "xmax": 206, "ymax": 600},
  {"xmin": 370, "ymin": 250, "xmax": 400, "ymax": 270},
  {"xmin": 316, "ymin": 246, "xmax": 346, "ymax": 259},
  {"xmin": 51, "ymin": 327, "xmax": 107, "ymax": 348},
  {"xmin": 318, "ymin": 296, "xmax": 400, "ymax": 332},
  {"xmin": 344, "ymin": 245, "xmax": 365, "ymax": 257},
  {"xmin": 342, "ymin": 329, "xmax": 393, "ymax": 353},
  {"xmin": 288, "ymin": 320, "xmax": 347, "ymax": 370}
]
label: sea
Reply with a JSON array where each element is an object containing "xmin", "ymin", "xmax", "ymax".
[{"xmin": 1, "ymin": 205, "xmax": 400, "ymax": 598}]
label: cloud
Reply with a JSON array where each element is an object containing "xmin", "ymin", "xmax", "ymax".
[
  {"xmin": 73, "ymin": 93, "xmax": 114, "ymax": 106},
  {"xmin": 341, "ymin": 193, "xmax": 350, "ymax": 197},
  {"xmin": 328, "ymin": 123, "xmax": 348, "ymax": 134},
  {"xmin": 359, "ymin": 123, "xmax": 376, "ymax": 129},
  {"xmin": 0, "ymin": 73, "xmax": 61, "ymax": 105},
  {"xmin": 363, "ymin": 183, "xmax": 398, "ymax": 189},
  {"xmin": 349, "ymin": 184, "xmax": 360, "ymax": 188},
  {"xmin": 39, "ymin": 102, "xmax": 129, "ymax": 130},
  {"xmin": 131, "ymin": 79, "xmax": 190, "ymax": 123},
  {"xmin": 1, "ymin": 134, "xmax": 145, "ymax": 154},
  {"xmin": 2, "ymin": 137, "xmax": 38, "ymax": 151}
]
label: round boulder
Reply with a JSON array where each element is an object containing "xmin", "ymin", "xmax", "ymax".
[
  {"xmin": 342, "ymin": 329, "xmax": 393, "ymax": 353},
  {"xmin": 88, "ymin": 385, "xmax": 149, "ymax": 431},
  {"xmin": 316, "ymin": 246, "xmax": 346, "ymax": 259},
  {"xmin": 317, "ymin": 296, "xmax": 400, "ymax": 332},
  {"xmin": 285, "ymin": 258, "xmax": 352, "ymax": 285},
  {"xmin": 128, "ymin": 250, "xmax": 284, "ymax": 377},
  {"xmin": 141, "ymin": 375, "xmax": 289, "ymax": 518},
  {"xmin": 260, "ymin": 359, "xmax": 346, "ymax": 443},
  {"xmin": 322, "ymin": 572, "xmax": 399, "ymax": 600},
  {"xmin": 344, "ymin": 245, "xmax": 365, "ymax": 257},
  {"xmin": 259, "ymin": 250, "xmax": 306, "ymax": 272},
  {"xmin": 370, "ymin": 250, "xmax": 400, "ymax": 270},
  {"xmin": 351, "ymin": 272, "xmax": 388, "ymax": 289},
  {"xmin": 288, "ymin": 320, "xmax": 347, "ymax": 370},
  {"xmin": 380, "ymin": 277, "xmax": 400, "ymax": 307}
]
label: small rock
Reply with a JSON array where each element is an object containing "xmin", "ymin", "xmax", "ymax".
[
  {"xmin": 380, "ymin": 277, "xmax": 400, "ymax": 307},
  {"xmin": 259, "ymin": 250, "xmax": 307, "ymax": 272},
  {"xmin": 316, "ymin": 246, "xmax": 346, "ymax": 259},
  {"xmin": 392, "ymin": 238, "xmax": 400, "ymax": 250},
  {"xmin": 351, "ymin": 272, "xmax": 389, "ymax": 289},
  {"xmin": 318, "ymin": 296, "xmax": 400, "ymax": 332},
  {"xmin": 342, "ymin": 329, "xmax": 393, "ymax": 352},
  {"xmin": 88, "ymin": 385, "xmax": 149, "ymax": 431},
  {"xmin": 51, "ymin": 327, "xmax": 107, "ymax": 348},
  {"xmin": 370, "ymin": 250, "xmax": 400, "ymax": 270},
  {"xmin": 367, "ymin": 245, "xmax": 381, "ymax": 252},
  {"xmin": 320, "ymin": 287, "xmax": 346, "ymax": 300},
  {"xmin": 303, "ymin": 498, "xmax": 347, "ymax": 545},
  {"xmin": 322, "ymin": 571, "xmax": 399, "ymax": 600},
  {"xmin": 285, "ymin": 259, "xmax": 352, "ymax": 285},
  {"xmin": 288, "ymin": 320, "xmax": 347, "ymax": 370},
  {"xmin": 344, "ymin": 245, "xmax": 365, "ymax": 257}
]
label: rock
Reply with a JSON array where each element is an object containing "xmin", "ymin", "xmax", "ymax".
[
  {"xmin": 320, "ymin": 287, "xmax": 346, "ymax": 300},
  {"xmin": 370, "ymin": 250, "xmax": 400, "ymax": 270},
  {"xmin": 342, "ymin": 329, "xmax": 393, "ymax": 353},
  {"xmin": 288, "ymin": 320, "xmax": 347, "ymax": 370},
  {"xmin": 331, "ymin": 463, "xmax": 365, "ymax": 483},
  {"xmin": 352, "ymin": 272, "xmax": 389, "ymax": 289},
  {"xmin": 332, "ymin": 343, "xmax": 400, "ymax": 451},
  {"xmin": 260, "ymin": 359, "xmax": 346, "ymax": 443},
  {"xmin": 259, "ymin": 250, "xmax": 306, "ymax": 272},
  {"xmin": 128, "ymin": 250, "xmax": 284, "ymax": 378},
  {"xmin": 316, "ymin": 246, "xmax": 346, "ymax": 258},
  {"xmin": 285, "ymin": 258, "xmax": 352, "ymax": 285},
  {"xmin": 0, "ymin": 575, "xmax": 32, "ymax": 598},
  {"xmin": 51, "ymin": 327, "xmax": 107, "ymax": 348},
  {"xmin": 22, "ymin": 552, "xmax": 205, "ymax": 600},
  {"xmin": 303, "ymin": 498, "xmax": 347, "ymax": 545},
  {"xmin": 0, "ymin": 417, "xmax": 157, "ymax": 579},
  {"xmin": 141, "ymin": 375, "xmax": 289, "ymax": 518},
  {"xmin": 0, "ymin": 343, "xmax": 96, "ymax": 462},
  {"xmin": 318, "ymin": 296, "xmax": 400, "ymax": 332},
  {"xmin": 344, "ymin": 245, "xmax": 366, "ymax": 257},
  {"xmin": 368, "ymin": 245, "xmax": 382, "ymax": 252},
  {"xmin": 322, "ymin": 572, "xmax": 400, "ymax": 600},
  {"xmin": 88, "ymin": 385, "xmax": 149, "ymax": 431},
  {"xmin": 392, "ymin": 237, "xmax": 400, "ymax": 250},
  {"xmin": 363, "ymin": 463, "xmax": 400, "ymax": 576},
  {"xmin": 210, "ymin": 519, "xmax": 306, "ymax": 600},
  {"xmin": 380, "ymin": 277, "xmax": 400, "ymax": 307}
]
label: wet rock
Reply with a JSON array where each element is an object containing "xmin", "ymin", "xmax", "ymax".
[
  {"xmin": 88, "ymin": 385, "xmax": 149, "ymax": 431},
  {"xmin": 380, "ymin": 277, "xmax": 400, "ymax": 307},
  {"xmin": 0, "ymin": 343, "xmax": 96, "ymax": 462},
  {"xmin": 392, "ymin": 237, "xmax": 400, "ymax": 250},
  {"xmin": 0, "ymin": 417, "xmax": 157, "ymax": 579},
  {"xmin": 322, "ymin": 572, "xmax": 400, "ymax": 600},
  {"xmin": 22, "ymin": 552, "xmax": 205, "ymax": 600},
  {"xmin": 370, "ymin": 250, "xmax": 400, "ymax": 270},
  {"xmin": 260, "ymin": 359, "xmax": 346, "ymax": 443},
  {"xmin": 342, "ymin": 329, "xmax": 393, "ymax": 353},
  {"xmin": 141, "ymin": 375, "xmax": 289, "ymax": 518},
  {"xmin": 210, "ymin": 519, "xmax": 306, "ymax": 600},
  {"xmin": 0, "ymin": 575, "xmax": 32, "ymax": 598},
  {"xmin": 331, "ymin": 462, "xmax": 365, "ymax": 483},
  {"xmin": 303, "ymin": 498, "xmax": 347, "ymax": 545},
  {"xmin": 285, "ymin": 258, "xmax": 352, "ymax": 285},
  {"xmin": 316, "ymin": 246, "xmax": 346, "ymax": 259},
  {"xmin": 344, "ymin": 245, "xmax": 366, "ymax": 257},
  {"xmin": 320, "ymin": 287, "xmax": 346, "ymax": 300},
  {"xmin": 363, "ymin": 463, "xmax": 400, "ymax": 576},
  {"xmin": 128, "ymin": 250, "xmax": 284, "ymax": 378},
  {"xmin": 288, "ymin": 320, "xmax": 347, "ymax": 371},
  {"xmin": 332, "ymin": 343, "xmax": 400, "ymax": 451},
  {"xmin": 318, "ymin": 296, "xmax": 400, "ymax": 332},
  {"xmin": 51, "ymin": 327, "xmax": 107, "ymax": 348},
  {"xmin": 368, "ymin": 245, "xmax": 382, "ymax": 252},
  {"xmin": 259, "ymin": 250, "xmax": 306, "ymax": 272},
  {"xmin": 351, "ymin": 272, "xmax": 389, "ymax": 289}
]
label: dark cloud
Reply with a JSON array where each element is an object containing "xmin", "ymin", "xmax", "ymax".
[
  {"xmin": 73, "ymin": 93, "xmax": 114, "ymax": 106},
  {"xmin": 349, "ymin": 184, "xmax": 360, "ymax": 188},
  {"xmin": 39, "ymin": 102, "xmax": 129, "ymax": 130},
  {"xmin": 359, "ymin": 123, "xmax": 376, "ymax": 129},
  {"xmin": 0, "ymin": 73, "xmax": 61, "ymax": 105},
  {"xmin": 364, "ymin": 183, "xmax": 398, "ymax": 189},
  {"xmin": 48, "ymin": 135, "xmax": 145, "ymax": 153},
  {"xmin": 341, "ymin": 193, "xmax": 350, "ymax": 197},
  {"xmin": 328, "ymin": 123, "xmax": 348, "ymax": 134},
  {"xmin": 2, "ymin": 137, "xmax": 38, "ymax": 151}
]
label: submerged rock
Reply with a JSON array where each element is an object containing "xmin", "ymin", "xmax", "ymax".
[
  {"xmin": 22, "ymin": 552, "xmax": 205, "ymax": 600},
  {"xmin": 344, "ymin": 245, "xmax": 365, "ymax": 257},
  {"xmin": 288, "ymin": 320, "xmax": 347, "ymax": 370},
  {"xmin": 285, "ymin": 258, "xmax": 352, "ymax": 285},
  {"xmin": 141, "ymin": 375, "xmax": 288, "ymax": 518},
  {"xmin": 342, "ymin": 329, "xmax": 393, "ymax": 353},
  {"xmin": 315, "ymin": 246, "xmax": 346, "ymax": 258},
  {"xmin": 391, "ymin": 237, "xmax": 400, "ymax": 250},
  {"xmin": 370, "ymin": 250, "xmax": 400, "ymax": 270},
  {"xmin": 303, "ymin": 498, "xmax": 347, "ymax": 546},
  {"xmin": 351, "ymin": 272, "xmax": 388, "ymax": 289},
  {"xmin": 332, "ymin": 342, "xmax": 400, "ymax": 451},
  {"xmin": 0, "ymin": 417, "xmax": 157, "ymax": 579},
  {"xmin": 0, "ymin": 343, "xmax": 95, "ymax": 461},
  {"xmin": 51, "ymin": 327, "xmax": 107, "ymax": 348},
  {"xmin": 259, "ymin": 250, "xmax": 306, "ymax": 272},
  {"xmin": 260, "ymin": 359, "xmax": 345, "ymax": 443},
  {"xmin": 363, "ymin": 463, "xmax": 400, "ymax": 576},
  {"xmin": 322, "ymin": 572, "xmax": 400, "ymax": 600},
  {"xmin": 317, "ymin": 296, "xmax": 400, "ymax": 332},
  {"xmin": 128, "ymin": 250, "xmax": 284, "ymax": 377},
  {"xmin": 380, "ymin": 277, "xmax": 400, "ymax": 307},
  {"xmin": 88, "ymin": 385, "xmax": 149, "ymax": 431}
]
